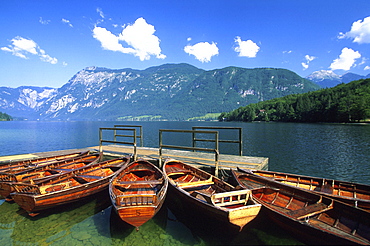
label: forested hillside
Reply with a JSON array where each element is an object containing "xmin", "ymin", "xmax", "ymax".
[
  {"xmin": 0, "ymin": 112, "xmax": 12, "ymax": 121},
  {"xmin": 219, "ymin": 78, "xmax": 370, "ymax": 123}
]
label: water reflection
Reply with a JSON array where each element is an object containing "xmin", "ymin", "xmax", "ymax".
[
  {"xmin": 8, "ymin": 190, "xmax": 111, "ymax": 245},
  {"xmin": 0, "ymin": 192, "xmax": 304, "ymax": 245}
]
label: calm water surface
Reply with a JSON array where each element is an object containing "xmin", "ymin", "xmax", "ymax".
[{"xmin": 0, "ymin": 121, "xmax": 369, "ymax": 245}]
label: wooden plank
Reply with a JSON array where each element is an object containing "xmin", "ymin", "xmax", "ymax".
[
  {"xmin": 90, "ymin": 145, "xmax": 268, "ymax": 171},
  {"xmin": 177, "ymin": 177, "xmax": 214, "ymax": 188},
  {"xmin": 75, "ymin": 175, "xmax": 103, "ymax": 179},
  {"xmin": 114, "ymin": 180, "xmax": 163, "ymax": 185},
  {"xmin": 287, "ymin": 203, "xmax": 332, "ymax": 219},
  {"xmin": 0, "ymin": 154, "xmax": 38, "ymax": 162}
]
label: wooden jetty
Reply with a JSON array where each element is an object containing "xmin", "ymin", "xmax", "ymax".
[
  {"xmin": 0, "ymin": 125, "xmax": 269, "ymax": 174},
  {"xmin": 0, "ymin": 145, "xmax": 268, "ymax": 172}
]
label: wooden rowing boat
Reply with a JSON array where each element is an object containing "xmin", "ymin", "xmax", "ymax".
[
  {"xmin": 231, "ymin": 168, "xmax": 370, "ymax": 245},
  {"xmin": 163, "ymin": 159, "xmax": 261, "ymax": 231},
  {"xmin": 0, "ymin": 151, "xmax": 89, "ymax": 172},
  {"xmin": 109, "ymin": 159, "xmax": 168, "ymax": 230},
  {"xmin": 11, "ymin": 156, "xmax": 131, "ymax": 216},
  {"xmin": 0, "ymin": 152, "xmax": 102, "ymax": 200},
  {"xmin": 242, "ymin": 169, "xmax": 370, "ymax": 211}
]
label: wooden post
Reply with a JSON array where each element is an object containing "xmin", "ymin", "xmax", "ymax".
[
  {"xmin": 215, "ymin": 131, "xmax": 219, "ymax": 178},
  {"xmin": 99, "ymin": 128, "xmax": 103, "ymax": 153}
]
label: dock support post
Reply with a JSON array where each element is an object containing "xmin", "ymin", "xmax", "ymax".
[
  {"xmin": 99, "ymin": 128, "xmax": 103, "ymax": 153},
  {"xmin": 158, "ymin": 131, "xmax": 163, "ymax": 168},
  {"xmin": 215, "ymin": 132, "xmax": 219, "ymax": 178},
  {"xmin": 133, "ymin": 130, "xmax": 137, "ymax": 161}
]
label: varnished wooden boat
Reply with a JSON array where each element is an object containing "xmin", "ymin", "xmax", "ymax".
[
  {"xmin": 0, "ymin": 152, "xmax": 102, "ymax": 200},
  {"xmin": 0, "ymin": 151, "xmax": 89, "ymax": 172},
  {"xmin": 243, "ymin": 169, "xmax": 370, "ymax": 211},
  {"xmin": 109, "ymin": 159, "xmax": 168, "ymax": 229},
  {"xmin": 163, "ymin": 159, "xmax": 261, "ymax": 231},
  {"xmin": 232, "ymin": 168, "xmax": 370, "ymax": 245},
  {"xmin": 11, "ymin": 156, "xmax": 131, "ymax": 216}
]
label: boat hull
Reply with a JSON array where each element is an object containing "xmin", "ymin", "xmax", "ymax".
[
  {"xmin": 163, "ymin": 159, "xmax": 261, "ymax": 231},
  {"xmin": 11, "ymin": 157, "xmax": 130, "ymax": 215},
  {"xmin": 116, "ymin": 206, "xmax": 156, "ymax": 228},
  {"xmin": 249, "ymin": 169, "xmax": 370, "ymax": 211},
  {"xmin": 167, "ymin": 183, "xmax": 260, "ymax": 230},
  {"xmin": 0, "ymin": 153, "xmax": 101, "ymax": 199},
  {"xmin": 109, "ymin": 159, "xmax": 168, "ymax": 229},
  {"xmin": 232, "ymin": 169, "xmax": 370, "ymax": 245},
  {"xmin": 12, "ymin": 178, "xmax": 108, "ymax": 213}
]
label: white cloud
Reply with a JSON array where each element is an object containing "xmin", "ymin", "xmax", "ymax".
[
  {"xmin": 234, "ymin": 37, "xmax": 260, "ymax": 58},
  {"xmin": 329, "ymin": 47, "xmax": 361, "ymax": 71},
  {"xmin": 301, "ymin": 54, "xmax": 316, "ymax": 70},
  {"xmin": 184, "ymin": 42, "xmax": 219, "ymax": 63},
  {"xmin": 338, "ymin": 16, "xmax": 370, "ymax": 44},
  {"xmin": 187, "ymin": 37, "xmax": 192, "ymax": 42},
  {"xmin": 39, "ymin": 17, "xmax": 50, "ymax": 25},
  {"xmin": 62, "ymin": 18, "xmax": 73, "ymax": 28},
  {"xmin": 119, "ymin": 17, "xmax": 166, "ymax": 60},
  {"xmin": 305, "ymin": 55, "xmax": 316, "ymax": 62},
  {"xmin": 1, "ymin": 36, "xmax": 58, "ymax": 64},
  {"xmin": 39, "ymin": 49, "xmax": 58, "ymax": 64},
  {"xmin": 301, "ymin": 62, "xmax": 309, "ymax": 70},
  {"xmin": 93, "ymin": 26, "xmax": 134, "ymax": 53},
  {"xmin": 365, "ymin": 65, "xmax": 370, "ymax": 70},
  {"xmin": 97, "ymin": 8, "xmax": 105, "ymax": 19},
  {"xmin": 92, "ymin": 17, "xmax": 166, "ymax": 61}
]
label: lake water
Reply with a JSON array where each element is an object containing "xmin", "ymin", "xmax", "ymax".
[{"xmin": 0, "ymin": 121, "xmax": 369, "ymax": 245}]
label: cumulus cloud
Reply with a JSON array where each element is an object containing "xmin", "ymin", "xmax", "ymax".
[
  {"xmin": 301, "ymin": 54, "xmax": 316, "ymax": 70},
  {"xmin": 338, "ymin": 16, "xmax": 370, "ymax": 44},
  {"xmin": 365, "ymin": 66, "xmax": 370, "ymax": 70},
  {"xmin": 1, "ymin": 36, "xmax": 58, "ymax": 64},
  {"xmin": 92, "ymin": 17, "xmax": 166, "ymax": 61},
  {"xmin": 234, "ymin": 36, "xmax": 260, "ymax": 58},
  {"xmin": 184, "ymin": 42, "xmax": 219, "ymax": 63},
  {"xmin": 62, "ymin": 18, "xmax": 73, "ymax": 28},
  {"xmin": 329, "ymin": 47, "xmax": 361, "ymax": 71}
]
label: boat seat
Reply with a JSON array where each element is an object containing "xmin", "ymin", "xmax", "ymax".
[
  {"xmin": 287, "ymin": 202, "xmax": 332, "ymax": 220},
  {"xmin": 75, "ymin": 175, "xmax": 104, "ymax": 180},
  {"xmin": 48, "ymin": 168, "xmax": 74, "ymax": 172},
  {"xmin": 114, "ymin": 180, "xmax": 163, "ymax": 186},
  {"xmin": 211, "ymin": 189, "xmax": 251, "ymax": 206},
  {"xmin": 166, "ymin": 166, "xmax": 192, "ymax": 176},
  {"xmin": 116, "ymin": 193, "xmax": 156, "ymax": 206},
  {"xmin": 39, "ymin": 181, "xmax": 72, "ymax": 194},
  {"xmin": 177, "ymin": 177, "xmax": 213, "ymax": 189},
  {"xmin": 191, "ymin": 191, "xmax": 213, "ymax": 204}
]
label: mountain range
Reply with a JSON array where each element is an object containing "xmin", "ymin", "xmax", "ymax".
[
  {"xmin": 306, "ymin": 70, "xmax": 370, "ymax": 88},
  {"xmin": 1, "ymin": 63, "xmax": 327, "ymax": 121}
]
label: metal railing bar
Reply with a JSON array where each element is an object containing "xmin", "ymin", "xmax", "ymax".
[
  {"xmin": 159, "ymin": 129, "xmax": 220, "ymax": 177},
  {"xmin": 99, "ymin": 127, "xmax": 138, "ymax": 160},
  {"xmin": 101, "ymin": 140, "xmax": 136, "ymax": 145},
  {"xmin": 192, "ymin": 126, "xmax": 242, "ymax": 156},
  {"xmin": 161, "ymin": 145, "xmax": 215, "ymax": 152},
  {"xmin": 193, "ymin": 139, "xmax": 240, "ymax": 144}
]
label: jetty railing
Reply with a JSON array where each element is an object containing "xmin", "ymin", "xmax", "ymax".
[
  {"xmin": 114, "ymin": 125, "xmax": 143, "ymax": 147},
  {"xmin": 192, "ymin": 126, "xmax": 242, "ymax": 156},
  {"xmin": 159, "ymin": 129, "xmax": 221, "ymax": 177},
  {"xmin": 99, "ymin": 127, "xmax": 138, "ymax": 160}
]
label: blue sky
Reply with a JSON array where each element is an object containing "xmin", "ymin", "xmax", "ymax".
[{"xmin": 1, "ymin": 0, "xmax": 370, "ymax": 88}]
